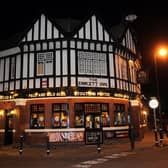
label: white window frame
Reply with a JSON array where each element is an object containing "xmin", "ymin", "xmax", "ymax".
[{"xmin": 36, "ymin": 52, "xmax": 53, "ymax": 76}]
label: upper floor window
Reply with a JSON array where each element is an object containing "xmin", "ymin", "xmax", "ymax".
[
  {"xmin": 78, "ymin": 51, "xmax": 107, "ymax": 76},
  {"xmin": 10, "ymin": 57, "xmax": 15, "ymax": 79},
  {"xmin": 36, "ymin": 52, "xmax": 53, "ymax": 76},
  {"xmin": 116, "ymin": 55, "xmax": 127, "ymax": 80}
]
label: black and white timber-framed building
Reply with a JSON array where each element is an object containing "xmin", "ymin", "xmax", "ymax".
[{"xmin": 0, "ymin": 12, "xmax": 147, "ymax": 145}]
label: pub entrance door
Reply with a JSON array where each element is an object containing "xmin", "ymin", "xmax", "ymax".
[
  {"xmin": 4, "ymin": 110, "xmax": 14, "ymax": 145},
  {"xmin": 85, "ymin": 113, "xmax": 103, "ymax": 144}
]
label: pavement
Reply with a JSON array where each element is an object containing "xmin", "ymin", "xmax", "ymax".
[
  {"xmin": 1, "ymin": 128, "xmax": 168, "ymax": 155},
  {"xmin": 1, "ymin": 128, "xmax": 168, "ymax": 168}
]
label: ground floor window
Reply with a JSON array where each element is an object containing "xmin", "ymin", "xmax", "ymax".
[
  {"xmin": 52, "ymin": 103, "xmax": 69, "ymax": 128},
  {"xmin": 101, "ymin": 103, "xmax": 109, "ymax": 127},
  {"xmin": 74, "ymin": 103, "xmax": 109, "ymax": 128},
  {"xmin": 113, "ymin": 104, "xmax": 126, "ymax": 126},
  {"xmin": 74, "ymin": 104, "xmax": 84, "ymax": 127},
  {"xmin": 30, "ymin": 104, "xmax": 45, "ymax": 128},
  {"xmin": 85, "ymin": 114, "xmax": 101, "ymax": 129}
]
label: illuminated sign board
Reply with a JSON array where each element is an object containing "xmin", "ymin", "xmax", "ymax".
[{"xmin": 78, "ymin": 77, "xmax": 109, "ymax": 88}]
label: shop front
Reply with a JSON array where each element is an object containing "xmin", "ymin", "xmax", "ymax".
[{"xmin": 0, "ymin": 97, "xmax": 146, "ymax": 145}]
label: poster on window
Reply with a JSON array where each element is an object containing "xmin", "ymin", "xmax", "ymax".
[{"xmin": 48, "ymin": 131, "xmax": 84, "ymax": 142}]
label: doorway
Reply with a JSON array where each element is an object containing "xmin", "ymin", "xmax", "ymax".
[
  {"xmin": 4, "ymin": 110, "xmax": 14, "ymax": 145},
  {"xmin": 85, "ymin": 113, "xmax": 103, "ymax": 144}
]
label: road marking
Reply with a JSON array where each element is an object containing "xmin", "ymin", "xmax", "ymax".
[
  {"xmin": 81, "ymin": 158, "xmax": 108, "ymax": 165},
  {"xmin": 82, "ymin": 160, "xmax": 100, "ymax": 165},
  {"xmin": 104, "ymin": 155, "xmax": 120, "ymax": 159},
  {"xmin": 72, "ymin": 151, "xmax": 136, "ymax": 167},
  {"xmin": 73, "ymin": 164, "xmax": 92, "ymax": 168}
]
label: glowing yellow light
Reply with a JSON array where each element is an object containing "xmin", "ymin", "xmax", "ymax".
[
  {"xmin": 74, "ymin": 91, "xmax": 79, "ymax": 96},
  {"xmin": 128, "ymin": 60, "xmax": 134, "ymax": 64},
  {"xmin": 0, "ymin": 110, "xmax": 4, "ymax": 116},
  {"xmin": 47, "ymin": 91, "xmax": 51, "ymax": 96},
  {"xmin": 87, "ymin": 91, "xmax": 92, "ymax": 96},
  {"xmin": 97, "ymin": 92, "xmax": 103, "ymax": 96},
  {"xmin": 143, "ymin": 110, "xmax": 147, "ymax": 115},
  {"xmin": 34, "ymin": 92, "xmax": 39, "ymax": 96},
  {"xmin": 158, "ymin": 48, "xmax": 167, "ymax": 57},
  {"xmin": 10, "ymin": 110, "xmax": 16, "ymax": 115},
  {"xmin": 60, "ymin": 91, "xmax": 66, "ymax": 96}
]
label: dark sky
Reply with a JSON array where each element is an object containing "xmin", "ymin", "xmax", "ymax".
[{"xmin": 0, "ymin": 1, "xmax": 168, "ymax": 111}]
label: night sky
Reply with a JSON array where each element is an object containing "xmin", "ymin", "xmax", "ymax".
[{"xmin": 0, "ymin": 1, "xmax": 168, "ymax": 112}]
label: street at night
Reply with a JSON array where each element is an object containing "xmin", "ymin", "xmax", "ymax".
[
  {"xmin": 1, "ymin": 130, "xmax": 168, "ymax": 168},
  {"xmin": 1, "ymin": 2, "xmax": 168, "ymax": 168}
]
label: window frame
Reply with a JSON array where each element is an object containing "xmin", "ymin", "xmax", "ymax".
[
  {"xmin": 113, "ymin": 104, "xmax": 126, "ymax": 126},
  {"xmin": 74, "ymin": 103, "xmax": 110, "ymax": 128},
  {"xmin": 30, "ymin": 104, "xmax": 45, "ymax": 129},
  {"xmin": 52, "ymin": 103, "xmax": 69, "ymax": 128},
  {"xmin": 36, "ymin": 52, "xmax": 54, "ymax": 76}
]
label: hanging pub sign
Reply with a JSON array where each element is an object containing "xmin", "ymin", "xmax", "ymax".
[{"xmin": 137, "ymin": 69, "xmax": 148, "ymax": 84}]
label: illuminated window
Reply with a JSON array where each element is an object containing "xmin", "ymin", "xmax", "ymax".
[
  {"xmin": 113, "ymin": 104, "xmax": 126, "ymax": 126},
  {"xmin": 75, "ymin": 103, "xmax": 109, "ymax": 128},
  {"xmin": 74, "ymin": 104, "xmax": 84, "ymax": 127},
  {"xmin": 30, "ymin": 104, "xmax": 45, "ymax": 128},
  {"xmin": 78, "ymin": 51, "xmax": 107, "ymax": 76},
  {"xmin": 52, "ymin": 103, "xmax": 69, "ymax": 128},
  {"xmin": 100, "ymin": 104, "xmax": 109, "ymax": 127}
]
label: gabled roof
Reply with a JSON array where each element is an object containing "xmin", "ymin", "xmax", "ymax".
[
  {"xmin": 110, "ymin": 23, "xmax": 127, "ymax": 41},
  {"xmin": 0, "ymin": 32, "xmax": 24, "ymax": 51},
  {"xmin": 55, "ymin": 18, "xmax": 81, "ymax": 33},
  {"xmin": 0, "ymin": 12, "xmax": 137, "ymax": 51},
  {"xmin": 71, "ymin": 12, "xmax": 112, "ymax": 42}
]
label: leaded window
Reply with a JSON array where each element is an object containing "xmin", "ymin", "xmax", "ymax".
[
  {"xmin": 36, "ymin": 52, "xmax": 53, "ymax": 76},
  {"xmin": 78, "ymin": 51, "xmax": 107, "ymax": 76},
  {"xmin": 30, "ymin": 104, "xmax": 45, "ymax": 128},
  {"xmin": 113, "ymin": 104, "xmax": 126, "ymax": 126},
  {"xmin": 52, "ymin": 103, "xmax": 69, "ymax": 128}
]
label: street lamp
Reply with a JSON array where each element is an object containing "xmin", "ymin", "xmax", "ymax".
[{"xmin": 154, "ymin": 46, "xmax": 168, "ymax": 146}]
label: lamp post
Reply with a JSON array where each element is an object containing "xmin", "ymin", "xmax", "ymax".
[
  {"xmin": 154, "ymin": 47, "xmax": 167, "ymax": 147},
  {"xmin": 149, "ymin": 97, "xmax": 159, "ymax": 146}
]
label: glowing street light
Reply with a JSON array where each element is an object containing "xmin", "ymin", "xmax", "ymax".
[
  {"xmin": 158, "ymin": 48, "xmax": 167, "ymax": 56},
  {"xmin": 154, "ymin": 46, "xmax": 168, "ymax": 147}
]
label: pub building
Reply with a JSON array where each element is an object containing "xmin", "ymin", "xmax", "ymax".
[{"xmin": 0, "ymin": 12, "xmax": 147, "ymax": 145}]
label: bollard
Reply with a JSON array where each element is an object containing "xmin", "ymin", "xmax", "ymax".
[
  {"xmin": 128, "ymin": 126, "xmax": 135, "ymax": 151},
  {"xmin": 154, "ymin": 128, "xmax": 159, "ymax": 146},
  {"xmin": 159, "ymin": 128, "xmax": 164, "ymax": 147},
  {"xmin": 46, "ymin": 135, "xmax": 50, "ymax": 156},
  {"xmin": 96, "ymin": 132, "xmax": 101, "ymax": 153},
  {"xmin": 19, "ymin": 135, "xmax": 24, "ymax": 155}
]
